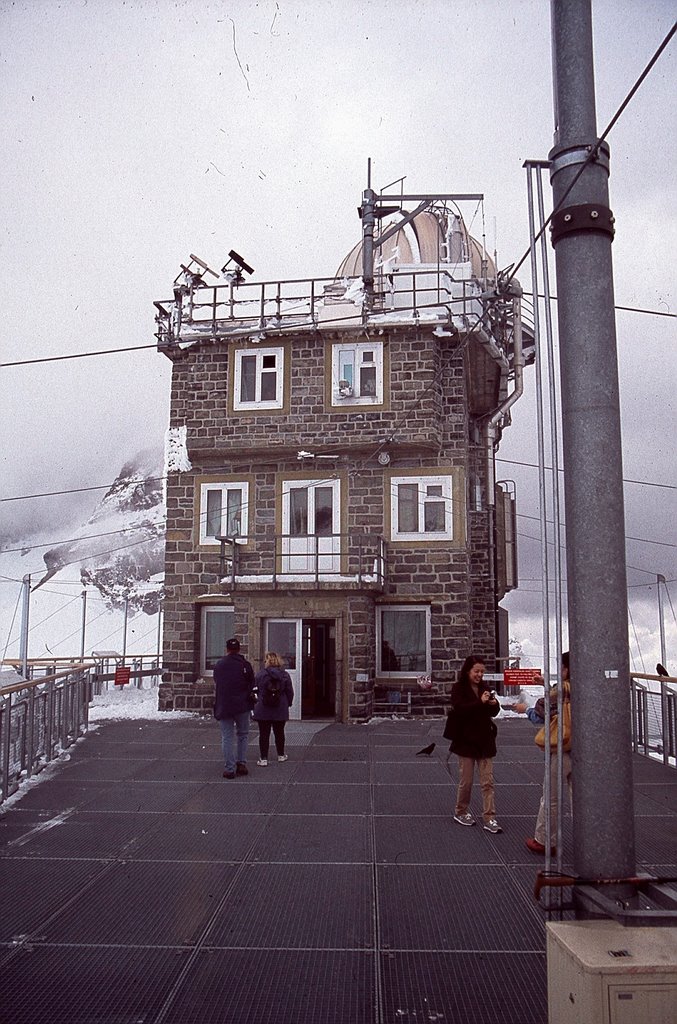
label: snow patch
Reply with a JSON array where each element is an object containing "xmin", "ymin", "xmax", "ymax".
[{"xmin": 165, "ymin": 426, "xmax": 192, "ymax": 473}]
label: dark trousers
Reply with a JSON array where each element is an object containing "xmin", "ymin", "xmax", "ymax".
[{"xmin": 258, "ymin": 720, "xmax": 286, "ymax": 758}]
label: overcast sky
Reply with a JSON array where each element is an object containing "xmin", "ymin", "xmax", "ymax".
[{"xmin": 1, "ymin": 0, "xmax": 675, "ymax": 671}]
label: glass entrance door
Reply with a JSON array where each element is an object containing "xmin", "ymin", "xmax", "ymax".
[
  {"xmin": 264, "ymin": 618, "xmax": 336, "ymax": 720},
  {"xmin": 264, "ymin": 619, "xmax": 301, "ymax": 720}
]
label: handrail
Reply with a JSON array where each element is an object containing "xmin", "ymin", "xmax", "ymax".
[
  {"xmin": 217, "ymin": 531, "xmax": 388, "ymax": 590},
  {"xmin": 1, "ymin": 663, "xmax": 94, "ymax": 806},
  {"xmin": 630, "ymin": 673, "xmax": 677, "ymax": 768},
  {"xmin": 0, "ymin": 662, "xmax": 95, "ymax": 697},
  {"xmin": 154, "ymin": 268, "xmax": 512, "ymax": 351}
]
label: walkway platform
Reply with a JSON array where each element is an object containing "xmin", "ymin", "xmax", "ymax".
[{"xmin": 1, "ymin": 716, "xmax": 676, "ymax": 1023}]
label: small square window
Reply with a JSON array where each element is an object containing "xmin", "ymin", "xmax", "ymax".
[
  {"xmin": 234, "ymin": 347, "xmax": 284, "ymax": 409},
  {"xmin": 199, "ymin": 483, "xmax": 249, "ymax": 545},
  {"xmin": 390, "ymin": 475, "xmax": 453, "ymax": 541},
  {"xmin": 332, "ymin": 341, "xmax": 383, "ymax": 405}
]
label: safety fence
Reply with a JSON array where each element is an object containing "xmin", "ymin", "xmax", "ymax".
[
  {"xmin": 0, "ymin": 664, "xmax": 92, "ymax": 806},
  {"xmin": 0, "ymin": 657, "xmax": 164, "ymax": 806},
  {"xmin": 631, "ymin": 673, "xmax": 677, "ymax": 768}
]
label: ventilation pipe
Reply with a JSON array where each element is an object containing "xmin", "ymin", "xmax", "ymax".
[{"xmin": 485, "ymin": 289, "xmax": 525, "ymax": 505}]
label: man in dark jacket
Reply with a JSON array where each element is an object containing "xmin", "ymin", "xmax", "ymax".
[{"xmin": 213, "ymin": 638, "xmax": 255, "ymax": 779}]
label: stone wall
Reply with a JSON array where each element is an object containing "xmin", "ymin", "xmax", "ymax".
[{"xmin": 159, "ymin": 323, "xmax": 501, "ymax": 715}]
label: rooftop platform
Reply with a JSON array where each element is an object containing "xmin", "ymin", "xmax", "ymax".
[{"xmin": 1, "ymin": 716, "xmax": 675, "ymax": 1023}]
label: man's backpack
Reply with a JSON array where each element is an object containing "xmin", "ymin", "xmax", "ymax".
[{"xmin": 262, "ymin": 677, "xmax": 281, "ymax": 708}]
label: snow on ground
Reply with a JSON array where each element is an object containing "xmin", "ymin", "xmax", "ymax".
[{"xmin": 88, "ymin": 684, "xmax": 194, "ymax": 722}]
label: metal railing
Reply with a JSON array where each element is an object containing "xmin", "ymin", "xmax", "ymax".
[
  {"xmin": 89, "ymin": 655, "xmax": 163, "ymax": 693},
  {"xmin": 0, "ymin": 663, "xmax": 93, "ymax": 806},
  {"xmin": 631, "ymin": 672, "xmax": 677, "ymax": 767},
  {"xmin": 218, "ymin": 533, "xmax": 387, "ymax": 590},
  {"xmin": 154, "ymin": 269, "xmax": 520, "ymax": 354}
]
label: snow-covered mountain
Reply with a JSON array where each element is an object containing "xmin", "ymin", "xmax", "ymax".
[
  {"xmin": 0, "ymin": 449, "xmax": 166, "ymax": 661},
  {"xmin": 39, "ymin": 448, "xmax": 165, "ymax": 614}
]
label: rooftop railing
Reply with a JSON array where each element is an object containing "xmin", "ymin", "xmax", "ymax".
[{"xmin": 154, "ymin": 268, "xmax": 519, "ymax": 352}]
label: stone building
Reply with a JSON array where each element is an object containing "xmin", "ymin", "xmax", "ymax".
[{"xmin": 154, "ymin": 189, "xmax": 528, "ymax": 719}]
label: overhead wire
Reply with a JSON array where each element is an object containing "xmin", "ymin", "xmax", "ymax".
[
  {"xmin": 523, "ymin": 291, "xmax": 675, "ymax": 319},
  {"xmin": 0, "ymin": 281, "xmax": 673, "ymax": 371},
  {"xmin": 1, "ymin": 586, "xmax": 22, "ymax": 666},
  {"xmin": 497, "ymin": 457, "xmax": 676, "ymax": 491},
  {"xmin": 509, "ymin": 19, "xmax": 677, "ymax": 282},
  {"xmin": 0, "ymin": 521, "xmax": 166, "ymax": 556}
]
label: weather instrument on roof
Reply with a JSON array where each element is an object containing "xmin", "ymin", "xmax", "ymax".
[{"xmin": 221, "ymin": 249, "xmax": 255, "ymax": 284}]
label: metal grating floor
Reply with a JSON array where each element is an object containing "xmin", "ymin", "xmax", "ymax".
[
  {"xmin": 203, "ymin": 862, "xmax": 374, "ymax": 948},
  {"xmin": 380, "ymin": 951, "xmax": 548, "ymax": 1024},
  {"xmin": 0, "ymin": 717, "xmax": 674, "ymax": 1024},
  {"xmin": 0, "ymin": 945, "xmax": 190, "ymax": 1024},
  {"xmin": 161, "ymin": 949, "xmax": 375, "ymax": 1024}
]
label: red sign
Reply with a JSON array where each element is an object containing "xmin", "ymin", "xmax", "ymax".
[
  {"xmin": 114, "ymin": 666, "xmax": 131, "ymax": 686},
  {"xmin": 503, "ymin": 668, "xmax": 542, "ymax": 687}
]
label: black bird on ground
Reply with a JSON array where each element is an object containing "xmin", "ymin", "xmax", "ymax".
[
  {"xmin": 416, "ymin": 742, "xmax": 436, "ymax": 756},
  {"xmin": 657, "ymin": 663, "xmax": 670, "ymax": 677}
]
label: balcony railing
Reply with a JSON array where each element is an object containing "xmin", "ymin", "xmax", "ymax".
[{"xmin": 217, "ymin": 533, "xmax": 387, "ymax": 590}]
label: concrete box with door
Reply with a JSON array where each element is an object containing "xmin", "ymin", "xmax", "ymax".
[{"xmin": 547, "ymin": 920, "xmax": 677, "ymax": 1023}]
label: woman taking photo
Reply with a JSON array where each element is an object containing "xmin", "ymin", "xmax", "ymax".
[
  {"xmin": 446, "ymin": 654, "xmax": 502, "ymax": 833},
  {"xmin": 253, "ymin": 652, "xmax": 294, "ymax": 766}
]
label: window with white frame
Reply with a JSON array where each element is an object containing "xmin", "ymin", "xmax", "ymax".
[
  {"xmin": 390, "ymin": 475, "xmax": 453, "ymax": 541},
  {"xmin": 200, "ymin": 605, "xmax": 235, "ymax": 674},
  {"xmin": 233, "ymin": 346, "xmax": 284, "ymax": 409},
  {"xmin": 199, "ymin": 483, "xmax": 249, "ymax": 545},
  {"xmin": 331, "ymin": 341, "xmax": 383, "ymax": 405},
  {"xmin": 377, "ymin": 605, "xmax": 431, "ymax": 676}
]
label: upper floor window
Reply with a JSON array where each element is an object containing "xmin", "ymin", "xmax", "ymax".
[
  {"xmin": 390, "ymin": 475, "xmax": 454, "ymax": 541},
  {"xmin": 234, "ymin": 346, "xmax": 284, "ymax": 410},
  {"xmin": 280, "ymin": 477, "xmax": 341, "ymax": 574},
  {"xmin": 331, "ymin": 341, "xmax": 384, "ymax": 405},
  {"xmin": 199, "ymin": 482, "xmax": 249, "ymax": 545}
]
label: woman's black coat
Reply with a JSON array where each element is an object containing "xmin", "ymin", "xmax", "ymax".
[{"xmin": 446, "ymin": 679, "xmax": 499, "ymax": 758}]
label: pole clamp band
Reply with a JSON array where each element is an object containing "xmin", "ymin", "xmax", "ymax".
[
  {"xmin": 549, "ymin": 141, "xmax": 610, "ymax": 181},
  {"xmin": 550, "ymin": 203, "xmax": 615, "ymax": 246}
]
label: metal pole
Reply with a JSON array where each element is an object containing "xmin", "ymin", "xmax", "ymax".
[
  {"xmin": 80, "ymin": 589, "xmax": 87, "ymax": 661},
  {"xmin": 19, "ymin": 575, "xmax": 31, "ymax": 680},
  {"xmin": 657, "ymin": 574, "xmax": 667, "ymax": 669},
  {"xmin": 361, "ymin": 184, "xmax": 376, "ymax": 317},
  {"xmin": 550, "ymin": 0, "xmax": 635, "ymax": 888},
  {"xmin": 122, "ymin": 598, "xmax": 129, "ymax": 662},
  {"xmin": 156, "ymin": 605, "xmax": 163, "ymax": 665}
]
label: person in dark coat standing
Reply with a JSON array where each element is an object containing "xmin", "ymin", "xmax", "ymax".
[
  {"xmin": 252, "ymin": 652, "xmax": 294, "ymax": 766},
  {"xmin": 213, "ymin": 637, "xmax": 256, "ymax": 779},
  {"xmin": 447, "ymin": 654, "xmax": 502, "ymax": 833}
]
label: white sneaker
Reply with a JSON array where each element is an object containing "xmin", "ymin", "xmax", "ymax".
[
  {"xmin": 277, "ymin": 754, "xmax": 288, "ymax": 762},
  {"xmin": 256, "ymin": 759, "xmax": 268, "ymax": 767}
]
